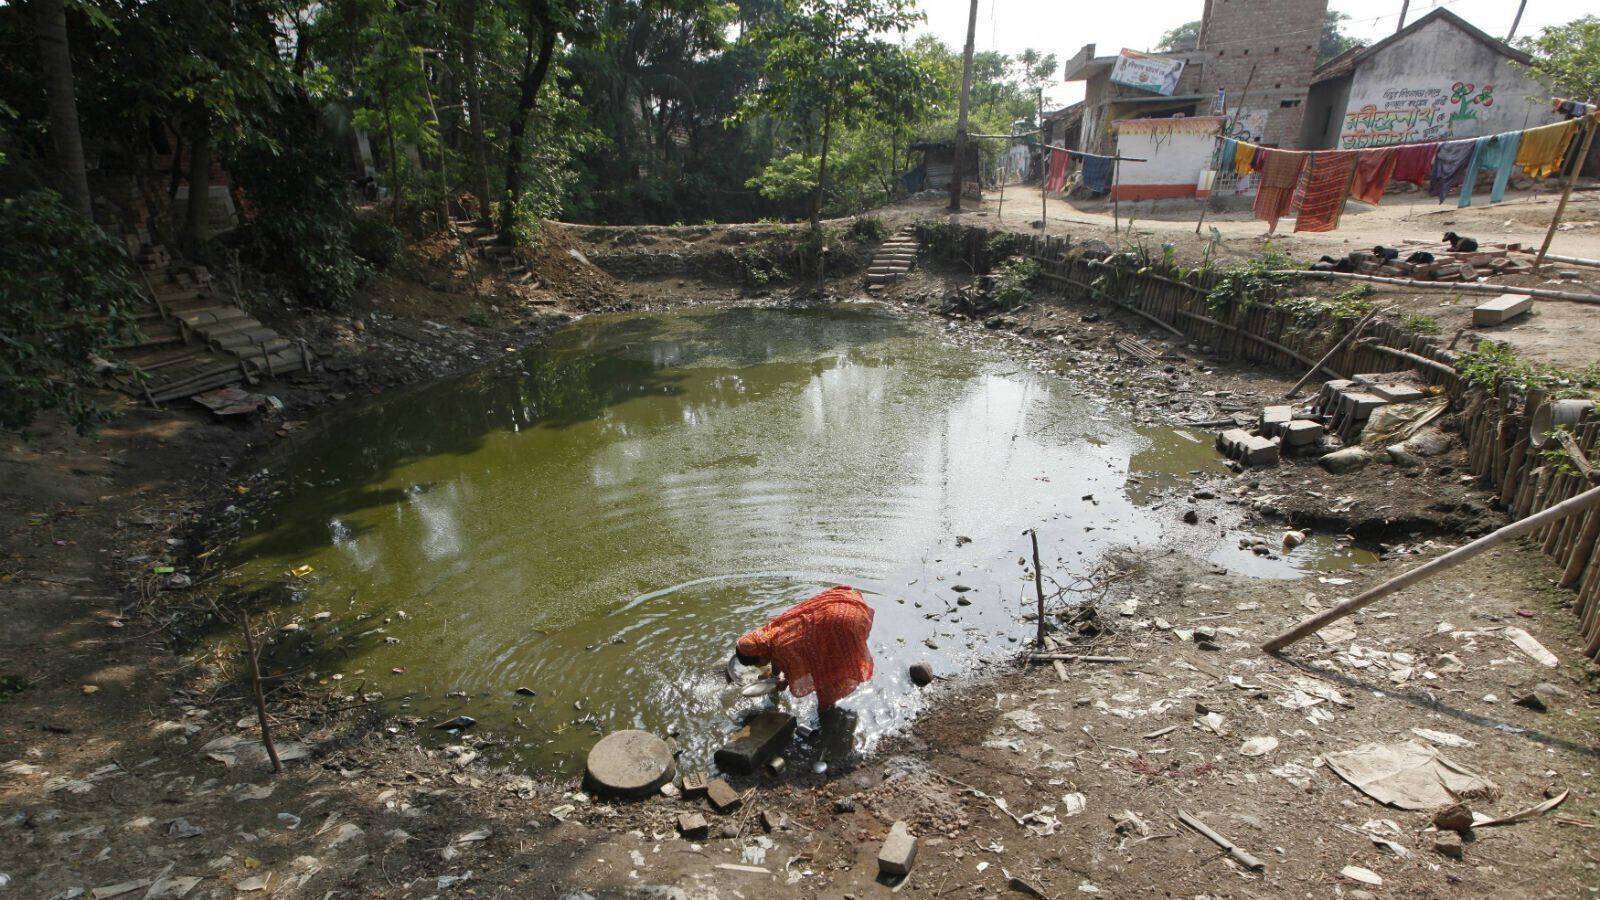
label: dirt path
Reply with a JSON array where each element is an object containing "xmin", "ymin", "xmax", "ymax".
[{"xmin": 2, "ymin": 223, "xmax": 1597, "ymax": 898}]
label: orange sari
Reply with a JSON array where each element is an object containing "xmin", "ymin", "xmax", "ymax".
[{"xmin": 736, "ymin": 586, "xmax": 875, "ymax": 709}]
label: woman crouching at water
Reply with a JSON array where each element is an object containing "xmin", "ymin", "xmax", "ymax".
[{"xmin": 733, "ymin": 586, "xmax": 874, "ymax": 710}]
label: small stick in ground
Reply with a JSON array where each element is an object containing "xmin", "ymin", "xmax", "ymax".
[
  {"xmin": 1177, "ymin": 809, "xmax": 1264, "ymax": 871},
  {"xmin": 1029, "ymin": 528, "xmax": 1046, "ymax": 648},
  {"xmin": 241, "ymin": 610, "xmax": 282, "ymax": 774}
]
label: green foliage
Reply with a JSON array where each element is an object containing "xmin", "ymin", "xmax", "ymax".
[
  {"xmin": 462, "ymin": 308, "xmax": 494, "ymax": 327},
  {"xmin": 1457, "ymin": 340, "xmax": 1600, "ymax": 395},
  {"xmin": 0, "ymin": 192, "xmax": 140, "ymax": 433},
  {"xmin": 1157, "ymin": 21, "xmax": 1200, "ymax": 52},
  {"xmin": 991, "ymin": 257, "xmax": 1039, "ymax": 309},
  {"xmin": 1519, "ymin": 17, "xmax": 1600, "ymax": 104},
  {"xmin": 848, "ymin": 215, "xmax": 887, "ymax": 241},
  {"xmin": 1205, "ymin": 251, "xmax": 1296, "ymax": 311},
  {"xmin": 0, "ymin": 673, "xmax": 27, "ymax": 702},
  {"xmin": 350, "ymin": 214, "xmax": 405, "ymax": 271},
  {"xmin": 1401, "ymin": 312, "xmax": 1442, "ymax": 334},
  {"xmin": 1318, "ymin": 10, "xmax": 1360, "ymax": 65}
]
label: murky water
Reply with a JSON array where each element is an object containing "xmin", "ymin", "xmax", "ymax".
[{"xmin": 233, "ymin": 305, "xmax": 1371, "ymax": 773}]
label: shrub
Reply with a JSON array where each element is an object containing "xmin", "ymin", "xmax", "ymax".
[
  {"xmin": 350, "ymin": 214, "xmax": 404, "ymax": 271},
  {"xmin": 0, "ymin": 191, "xmax": 141, "ymax": 433},
  {"xmin": 1401, "ymin": 311, "xmax": 1441, "ymax": 334}
]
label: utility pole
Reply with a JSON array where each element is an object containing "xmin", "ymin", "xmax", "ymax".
[
  {"xmin": 949, "ymin": 0, "xmax": 979, "ymax": 212},
  {"xmin": 1506, "ymin": 0, "xmax": 1526, "ymax": 41},
  {"xmin": 1395, "ymin": 0, "xmax": 1409, "ymax": 32}
]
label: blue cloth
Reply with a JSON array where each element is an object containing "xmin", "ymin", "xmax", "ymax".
[
  {"xmin": 1076, "ymin": 154, "xmax": 1115, "ymax": 194},
  {"xmin": 1218, "ymin": 138, "xmax": 1237, "ymax": 169},
  {"xmin": 1430, "ymin": 140, "xmax": 1476, "ymax": 202},
  {"xmin": 1459, "ymin": 131, "xmax": 1523, "ymax": 208}
]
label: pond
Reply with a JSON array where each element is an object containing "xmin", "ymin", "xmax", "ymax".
[{"xmin": 233, "ymin": 304, "xmax": 1370, "ymax": 774}]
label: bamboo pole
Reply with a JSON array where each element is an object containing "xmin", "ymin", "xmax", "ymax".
[
  {"xmin": 1263, "ymin": 484, "xmax": 1600, "ymax": 652},
  {"xmin": 1030, "ymin": 529, "xmax": 1046, "ymax": 649},
  {"xmin": 1535, "ymin": 111, "xmax": 1598, "ymax": 273},
  {"xmin": 241, "ymin": 610, "xmax": 283, "ymax": 774},
  {"xmin": 1273, "ymin": 269, "xmax": 1600, "ymax": 304},
  {"xmin": 1284, "ymin": 307, "xmax": 1385, "ymax": 399}
]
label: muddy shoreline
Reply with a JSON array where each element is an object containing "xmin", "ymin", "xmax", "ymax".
[{"xmin": 3, "ymin": 220, "xmax": 1596, "ymax": 898}]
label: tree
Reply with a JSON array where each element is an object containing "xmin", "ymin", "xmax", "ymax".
[
  {"xmin": 1318, "ymin": 10, "xmax": 1359, "ymax": 66},
  {"xmin": 32, "ymin": 0, "xmax": 91, "ymax": 218},
  {"xmin": 1157, "ymin": 20, "xmax": 1199, "ymax": 53},
  {"xmin": 744, "ymin": 0, "xmax": 931, "ymax": 229},
  {"xmin": 1519, "ymin": 16, "xmax": 1600, "ymax": 103}
]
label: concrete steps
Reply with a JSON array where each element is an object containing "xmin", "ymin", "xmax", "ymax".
[{"xmin": 865, "ymin": 227, "xmax": 921, "ymax": 289}]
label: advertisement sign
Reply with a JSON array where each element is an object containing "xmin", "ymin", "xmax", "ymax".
[{"xmin": 1110, "ymin": 49, "xmax": 1185, "ymax": 97}]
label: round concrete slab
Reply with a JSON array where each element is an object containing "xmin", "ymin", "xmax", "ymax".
[{"xmin": 585, "ymin": 730, "xmax": 676, "ymax": 798}]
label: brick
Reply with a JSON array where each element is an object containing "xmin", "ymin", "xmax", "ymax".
[
  {"xmin": 1239, "ymin": 436, "xmax": 1279, "ymax": 467},
  {"xmin": 714, "ymin": 711, "xmax": 796, "ymax": 775},
  {"xmin": 706, "ymin": 778, "xmax": 742, "ymax": 813},
  {"xmin": 878, "ymin": 821, "xmax": 918, "ymax": 877},
  {"xmin": 680, "ymin": 771, "xmax": 708, "ymax": 799},
  {"xmin": 1369, "ymin": 383, "xmax": 1426, "ymax": 403},
  {"xmin": 1473, "ymin": 293, "xmax": 1532, "ymax": 326},
  {"xmin": 677, "ymin": 812, "xmax": 709, "ymax": 839}
]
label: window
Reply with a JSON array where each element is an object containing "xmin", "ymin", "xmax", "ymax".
[{"xmin": 1280, "ymin": 98, "xmax": 1301, "ymax": 108}]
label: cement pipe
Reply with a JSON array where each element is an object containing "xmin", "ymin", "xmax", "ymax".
[
  {"xmin": 1272, "ymin": 269, "xmax": 1600, "ymax": 305},
  {"xmin": 1537, "ymin": 252, "xmax": 1600, "ymax": 270}
]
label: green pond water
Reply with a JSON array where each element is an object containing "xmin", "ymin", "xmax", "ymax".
[{"xmin": 234, "ymin": 304, "xmax": 1371, "ymax": 774}]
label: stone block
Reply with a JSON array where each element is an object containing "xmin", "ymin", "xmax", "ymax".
[
  {"xmin": 714, "ymin": 710, "xmax": 796, "ymax": 775},
  {"xmin": 1239, "ymin": 436, "xmax": 1279, "ymax": 466},
  {"xmin": 705, "ymin": 778, "xmax": 742, "ymax": 812},
  {"xmin": 1216, "ymin": 428, "xmax": 1252, "ymax": 455},
  {"xmin": 677, "ymin": 812, "xmax": 709, "ymax": 839},
  {"xmin": 1282, "ymin": 419, "xmax": 1325, "ymax": 447},
  {"xmin": 584, "ymin": 730, "xmax": 676, "ymax": 798},
  {"xmin": 1259, "ymin": 405, "xmax": 1292, "ymax": 435},
  {"xmin": 878, "ymin": 821, "xmax": 918, "ymax": 877},
  {"xmin": 1370, "ymin": 384, "xmax": 1426, "ymax": 404},
  {"xmin": 1337, "ymin": 392, "xmax": 1388, "ymax": 421},
  {"xmin": 680, "ymin": 771, "xmax": 708, "ymax": 799},
  {"xmin": 1473, "ymin": 293, "xmax": 1532, "ymax": 326}
]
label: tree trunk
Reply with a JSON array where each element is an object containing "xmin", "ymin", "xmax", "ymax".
[
  {"xmin": 461, "ymin": 0, "xmax": 493, "ymax": 226},
  {"xmin": 184, "ymin": 119, "xmax": 211, "ymax": 256},
  {"xmin": 33, "ymin": 0, "xmax": 91, "ymax": 219},
  {"xmin": 499, "ymin": 0, "xmax": 556, "ymax": 242},
  {"xmin": 811, "ymin": 101, "xmax": 834, "ymax": 231}
]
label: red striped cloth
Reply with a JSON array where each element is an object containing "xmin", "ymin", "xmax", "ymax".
[
  {"xmin": 1350, "ymin": 148, "xmax": 1398, "ymax": 205},
  {"xmin": 1252, "ymin": 150, "xmax": 1308, "ymax": 232},
  {"xmin": 1294, "ymin": 150, "xmax": 1359, "ymax": 233},
  {"xmin": 736, "ymin": 586, "xmax": 875, "ymax": 709}
]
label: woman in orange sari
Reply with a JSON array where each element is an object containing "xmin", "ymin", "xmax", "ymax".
[{"xmin": 734, "ymin": 586, "xmax": 875, "ymax": 710}]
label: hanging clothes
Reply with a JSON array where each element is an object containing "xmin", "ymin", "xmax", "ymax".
[
  {"xmin": 1294, "ymin": 150, "xmax": 1359, "ymax": 233},
  {"xmin": 1234, "ymin": 140, "xmax": 1257, "ymax": 175},
  {"xmin": 1459, "ymin": 131, "xmax": 1523, "ymax": 207},
  {"xmin": 1514, "ymin": 119, "xmax": 1579, "ymax": 178},
  {"xmin": 1250, "ymin": 145, "xmax": 1269, "ymax": 172},
  {"xmin": 1253, "ymin": 149, "xmax": 1308, "ymax": 232},
  {"xmin": 1076, "ymin": 153, "xmax": 1115, "ymax": 194},
  {"xmin": 1350, "ymin": 148, "xmax": 1398, "ymax": 205},
  {"xmin": 1429, "ymin": 140, "xmax": 1477, "ymax": 201},
  {"xmin": 1218, "ymin": 138, "xmax": 1237, "ymax": 172},
  {"xmin": 1045, "ymin": 148, "xmax": 1069, "ymax": 193},
  {"xmin": 1390, "ymin": 142, "xmax": 1440, "ymax": 186}
]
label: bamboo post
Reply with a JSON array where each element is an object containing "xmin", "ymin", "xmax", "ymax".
[
  {"xmin": 1030, "ymin": 529, "xmax": 1047, "ymax": 649},
  {"xmin": 1263, "ymin": 484, "xmax": 1600, "ymax": 652},
  {"xmin": 241, "ymin": 610, "xmax": 282, "ymax": 774},
  {"xmin": 1285, "ymin": 306, "xmax": 1385, "ymax": 399},
  {"xmin": 1038, "ymin": 88, "xmax": 1047, "ymax": 232},
  {"xmin": 1534, "ymin": 109, "xmax": 1598, "ymax": 273}
]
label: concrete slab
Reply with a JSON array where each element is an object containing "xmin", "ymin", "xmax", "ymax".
[
  {"xmin": 1369, "ymin": 383, "xmax": 1426, "ymax": 403},
  {"xmin": 1260, "ymin": 406, "xmax": 1293, "ymax": 435},
  {"xmin": 878, "ymin": 821, "xmax": 918, "ymax": 876},
  {"xmin": 706, "ymin": 778, "xmax": 742, "ymax": 812},
  {"xmin": 714, "ymin": 711, "xmax": 796, "ymax": 775},
  {"xmin": 1473, "ymin": 293, "xmax": 1532, "ymax": 326},
  {"xmin": 584, "ymin": 730, "xmax": 676, "ymax": 798},
  {"xmin": 1283, "ymin": 419, "xmax": 1325, "ymax": 447}
]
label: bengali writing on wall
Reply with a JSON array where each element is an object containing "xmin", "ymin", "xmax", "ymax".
[{"xmin": 1339, "ymin": 82, "xmax": 1494, "ymax": 148}]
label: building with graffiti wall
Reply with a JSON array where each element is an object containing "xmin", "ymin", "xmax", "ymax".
[{"xmin": 1300, "ymin": 9, "xmax": 1559, "ymax": 151}]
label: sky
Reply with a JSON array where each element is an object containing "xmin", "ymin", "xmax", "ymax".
[{"xmin": 919, "ymin": 0, "xmax": 1586, "ymax": 107}]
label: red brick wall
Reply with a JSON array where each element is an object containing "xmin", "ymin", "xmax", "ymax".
[{"xmin": 1198, "ymin": 0, "xmax": 1329, "ymax": 147}]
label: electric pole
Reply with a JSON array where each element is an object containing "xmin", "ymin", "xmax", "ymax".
[
  {"xmin": 1507, "ymin": 0, "xmax": 1526, "ymax": 41},
  {"xmin": 1395, "ymin": 0, "xmax": 1409, "ymax": 32},
  {"xmin": 949, "ymin": 0, "xmax": 979, "ymax": 212}
]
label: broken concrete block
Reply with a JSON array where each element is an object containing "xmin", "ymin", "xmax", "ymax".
[
  {"xmin": 1369, "ymin": 383, "xmax": 1426, "ymax": 403},
  {"xmin": 714, "ymin": 710, "xmax": 796, "ymax": 775},
  {"xmin": 1216, "ymin": 428, "xmax": 1252, "ymax": 455},
  {"xmin": 877, "ymin": 820, "xmax": 918, "ymax": 877},
  {"xmin": 1320, "ymin": 447, "xmax": 1372, "ymax": 475},
  {"xmin": 1282, "ymin": 419, "xmax": 1325, "ymax": 447},
  {"xmin": 677, "ymin": 812, "xmax": 709, "ymax": 839},
  {"xmin": 1513, "ymin": 691, "xmax": 1549, "ymax": 712},
  {"xmin": 705, "ymin": 778, "xmax": 742, "ymax": 812},
  {"xmin": 1473, "ymin": 293, "xmax": 1532, "ymax": 326},
  {"xmin": 1259, "ymin": 405, "xmax": 1293, "ymax": 435},
  {"xmin": 1239, "ymin": 435, "xmax": 1279, "ymax": 466},
  {"xmin": 759, "ymin": 809, "xmax": 786, "ymax": 831}
]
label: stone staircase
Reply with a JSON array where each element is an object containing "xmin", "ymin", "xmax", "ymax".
[
  {"xmin": 864, "ymin": 227, "xmax": 920, "ymax": 290},
  {"xmin": 107, "ymin": 240, "xmax": 311, "ymax": 405}
]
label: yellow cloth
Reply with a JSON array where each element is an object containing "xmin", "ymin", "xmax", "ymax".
[
  {"xmin": 1233, "ymin": 141, "xmax": 1256, "ymax": 175},
  {"xmin": 1515, "ymin": 119, "xmax": 1578, "ymax": 178}
]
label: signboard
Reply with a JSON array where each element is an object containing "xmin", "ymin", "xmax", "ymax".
[{"xmin": 1110, "ymin": 49, "xmax": 1185, "ymax": 97}]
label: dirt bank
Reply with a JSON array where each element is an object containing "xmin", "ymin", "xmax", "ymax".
[{"xmin": 3, "ymin": 215, "xmax": 1597, "ymax": 898}]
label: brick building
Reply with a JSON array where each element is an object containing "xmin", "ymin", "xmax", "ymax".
[{"xmin": 1051, "ymin": 0, "xmax": 1328, "ymax": 155}]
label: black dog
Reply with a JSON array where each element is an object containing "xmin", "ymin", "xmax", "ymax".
[
  {"xmin": 1373, "ymin": 245, "xmax": 1400, "ymax": 261},
  {"xmin": 1405, "ymin": 250, "xmax": 1435, "ymax": 264},
  {"xmin": 1444, "ymin": 231, "xmax": 1479, "ymax": 252}
]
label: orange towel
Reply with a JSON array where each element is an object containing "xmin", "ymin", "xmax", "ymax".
[
  {"xmin": 737, "ymin": 586, "xmax": 874, "ymax": 709},
  {"xmin": 1350, "ymin": 148, "xmax": 1398, "ymax": 205},
  {"xmin": 1253, "ymin": 149, "xmax": 1308, "ymax": 233},
  {"xmin": 1233, "ymin": 141, "xmax": 1256, "ymax": 176},
  {"xmin": 1515, "ymin": 119, "xmax": 1578, "ymax": 178}
]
